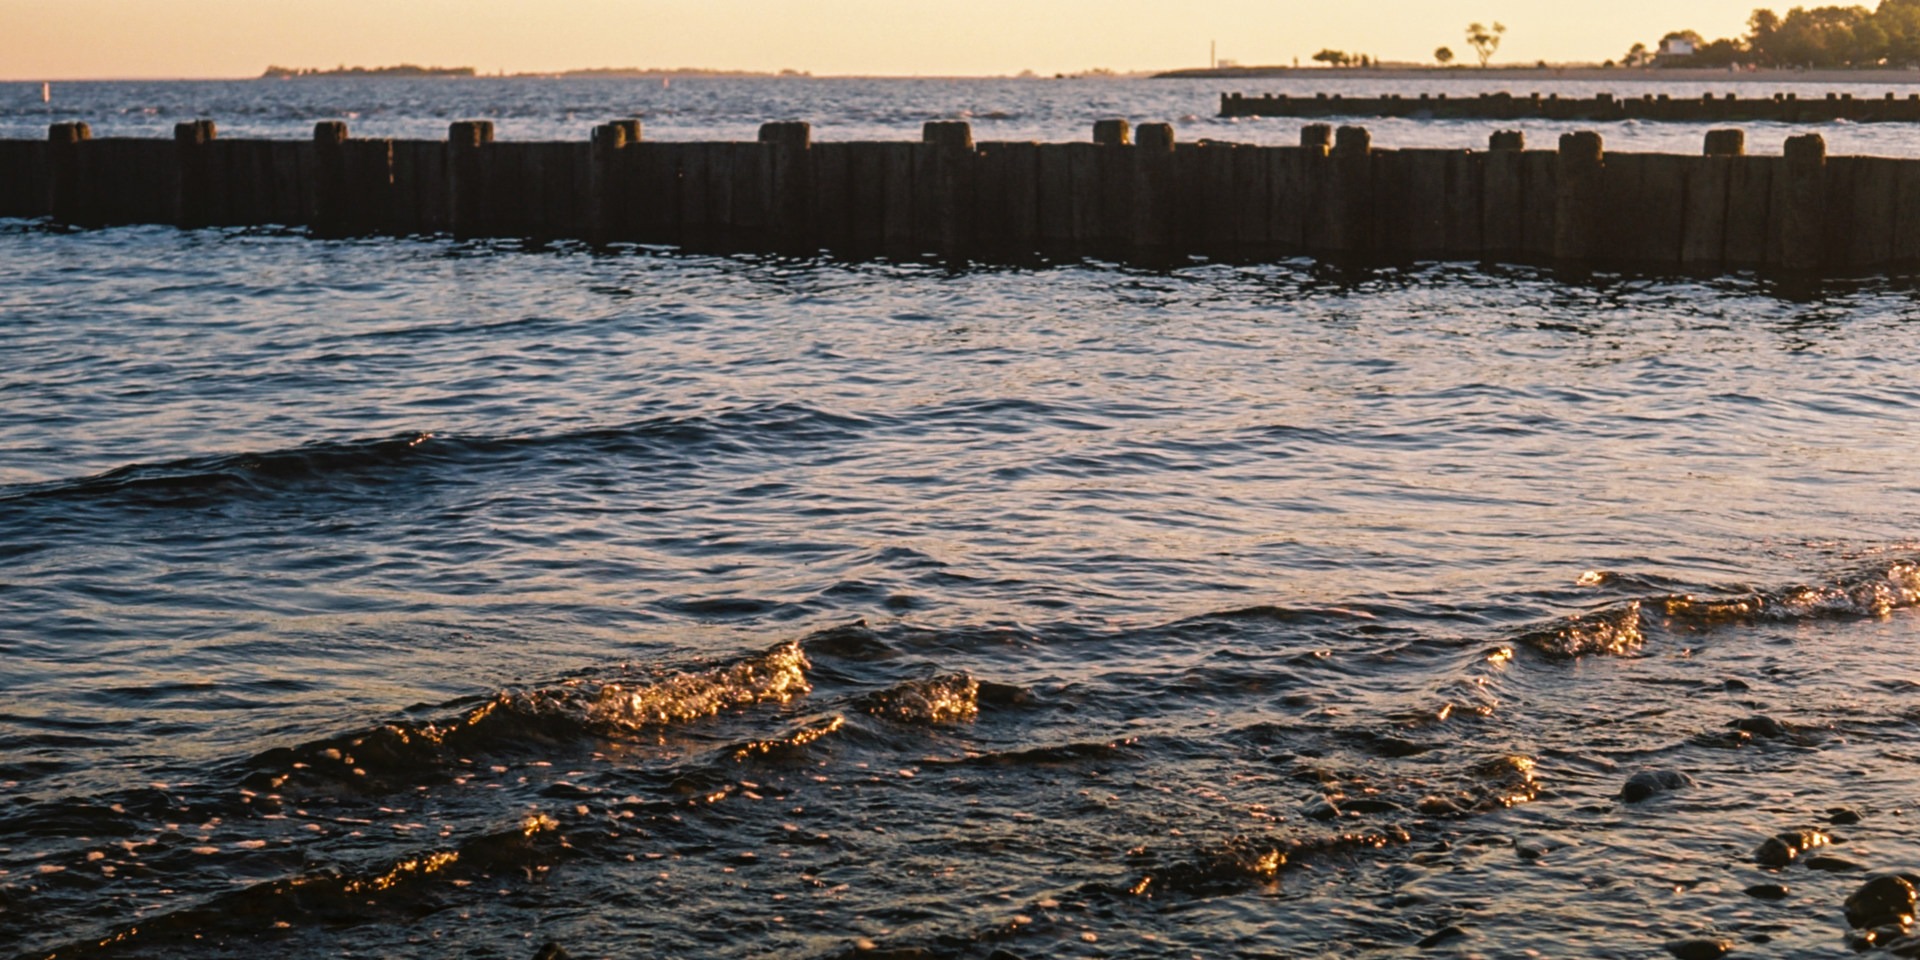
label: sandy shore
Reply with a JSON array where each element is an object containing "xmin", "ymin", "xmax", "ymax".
[{"xmin": 1153, "ymin": 65, "xmax": 1920, "ymax": 85}]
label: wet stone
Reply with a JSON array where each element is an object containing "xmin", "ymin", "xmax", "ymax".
[
  {"xmin": 1621, "ymin": 769, "xmax": 1695, "ymax": 802},
  {"xmin": 1744, "ymin": 882, "xmax": 1791, "ymax": 900},
  {"xmin": 1733, "ymin": 715, "xmax": 1788, "ymax": 738},
  {"xmin": 531, "ymin": 944, "xmax": 572, "ymax": 960},
  {"xmin": 1754, "ymin": 829, "xmax": 1830, "ymax": 868},
  {"xmin": 1845, "ymin": 873, "xmax": 1918, "ymax": 929},
  {"xmin": 1830, "ymin": 807, "xmax": 1864, "ymax": 826},
  {"xmin": 1664, "ymin": 937, "xmax": 1733, "ymax": 960},
  {"xmin": 1417, "ymin": 925, "xmax": 1470, "ymax": 948},
  {"xmin": 1341, "ymin": 797, "xmax": 1405, "ymax": 815},
  {"xmin": 1305, "ymin": 799, "xmax": 1342, "ymax": 821}
]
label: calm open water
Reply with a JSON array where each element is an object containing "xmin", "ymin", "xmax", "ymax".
[{"xmin": 5, "ymin": 79, "xmax": 1920, "ymax": 960}]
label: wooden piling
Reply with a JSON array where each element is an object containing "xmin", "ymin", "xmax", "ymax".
[
  {"xmin": 881, "ymin": 141, "xmax": 917, "ymax": 253},
  {"xmin": 1130, "ymin": 123, "xmax": 1175, "ymax": 256},
  {"xmin": 1553, "ymin": 131, "xmax": 1603, "ymax": 262},
  {"xmin": 846, "ymin": 142, "xmax": 886, "ymax": 253},
  {"xmin": 446, "ymin": 120, "xmax": 494, "ymax": 239},
  {"xmin": 810, "ymin": 141, "xmax": 851, "ymax": 252},
  {"xmin": 174, "ymin": 119, "xmax": 216, "ymax": 227},
  {"xmin": 758, "ymin": 121, "xmax": 811, "ymax": 252},
  {"xmin": 1316, "ymin": 125, "xmax": 1373, "ymax": 256},
  {"xmin": 589, "ymin": 122, "xmax": 631, "ymax": 241},
  {"xmin": 1680, "ymin": 152, "xmax": 1733, "ymax": 269},
  {"xmin": 1772, "ymin": 133, "xmax": 1826, "ymax": 271},
  {"xmin": 1482, "ymin": 130, "xmax": 1524, "ymax": 258},
  {"xmin": 48, "ymin": 122, "xmax": 91, "ymax": 225},
  {"xmin": 915, "ymin": 121, "xmax": 974, "ymax": 257}
]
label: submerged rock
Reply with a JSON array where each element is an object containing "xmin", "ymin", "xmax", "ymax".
[
  {"xmin": 1844, "ymin": 873, "xmax": 1919, "ymax": 929},
  {"xmin": 1416, "ymin": 925, "xmax": 1470, "ymax": 948},
  {"xmin": 531, "ymin": 944, "xmax": 572, "ymax": 960},
  {"xmin": 1733, "ymin": 715, "xmax": 1788, "ymax": 738},
  {"xmin": 1829, "ymin": 807, "xmax": 1864, "ymax": 826},
  {"xmin": 1754, "ymin": 829, "xmax": 1830, "ymax": 868},
  {"xmin": 1621, "ymin": 769, "xmax": 1695, "ymax": 802},
  {"xmin": 1806, "ymin": 854, "xmax": 1865, "ymax": 873},
  {"xmin": 1743, "ymin": 882, "xmax": 1790, "ymax": 900},
  {"xmin": 1664, "ymin": 937, "xmax": 1732, "ymax": 960}
]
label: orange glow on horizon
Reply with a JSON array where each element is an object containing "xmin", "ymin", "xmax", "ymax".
[{"xmin": 0, "ymin": 1, "xmax": 1765, "ymax": 81}]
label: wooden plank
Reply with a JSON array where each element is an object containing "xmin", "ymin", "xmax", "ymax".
[
  {"xmin": 1267, "ymin": 146, "xmax": 1311, "ymax": 251},
  {"xmin": 1835, "ymin": 156, "xmax": 1897, "ymax": 270},
  {"xmin": 1480, "ymin": 147, "xmax": 1524, "ymax": 258},
  {"xmin": 729, "ymin": 142, "xmax": 770, "ymax": 246},
  {"xmin": 1066, "ymin": 141, "xmax": 1103, "ymax": 251},
  {"xmin": 1517, "ymin": 150, "xmax": 1557, "ymax": 260},
  {"xmin": 1442, "ymin": 149, "xmax": 1483, "ymax": 258},
  {"xmin": 1679, "ymin": 155, "xmax": 1730, "ymax": 269},
  {"xmin": 1232, "ymin": 145, "xmax": 1271, "ymax": 250},
  {"xmin": 810, "ymin": 141, "xmax": 851, "ymax": 252},
  {"xmin": 1722, "ymin": 155, "xmax": 1772, "ymax": 266},
  {"xmin": 1001, "ymin": 141, "xmax": 1040, "ymax": 257},
  {"xmin": 847, "ymin": 142, "xmax": 886, "ymax": 253},
  {"xmin": 1036, "ymin": 144, "xmax": 1074, "ymax": 251}
]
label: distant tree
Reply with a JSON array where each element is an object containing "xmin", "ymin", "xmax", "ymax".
[
  {"xmin": 1466, "ymin": 22, "xmax": 1506, "ymax": 67},
  {"xmin": 1435, "ymin": 45, "xmax": 1456, "ymax": 65},
  {"xmin": 1312, "ymin": 48, "xmax": 1352, "ymax": 67},
  {"xmin": 1623, "ymin": 41, "xmax": 1652, "ymax": 67}
]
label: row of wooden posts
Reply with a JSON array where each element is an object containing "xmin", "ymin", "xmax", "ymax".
[
  {"xmin": 0, "ymin": 117, "xmax": 1909, "ymax": 271},
  {"xmin": 1221, "ymin": 89, "xmax": 1920, "ymax": 123}
]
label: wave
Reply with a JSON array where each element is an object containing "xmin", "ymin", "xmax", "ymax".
[{"xmin": 1511, "ymin": 560, "xmax": 1920, "ymax": 659}]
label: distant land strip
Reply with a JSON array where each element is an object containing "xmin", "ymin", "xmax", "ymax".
[{"xmin": 260, "ymin": 65, "xmax": 811, "ymax": 80}]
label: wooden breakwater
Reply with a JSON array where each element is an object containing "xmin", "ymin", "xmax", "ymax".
[
  {"xmin": 1221, "ymin": 90, "xmax": 1920, "ymax": 123},
  {"xmin": 0, "ymin": 118, "xmax": 1917, "ymax": 272}
]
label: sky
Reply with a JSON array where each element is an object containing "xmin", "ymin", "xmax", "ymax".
[{"xmin": 0, "ymin": 1, "xmax": 1771, "ymax": 80}]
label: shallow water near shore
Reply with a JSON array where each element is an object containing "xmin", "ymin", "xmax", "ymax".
[{"xmin": 6, "ymin": 79, "xmax": 1920, "ymax": 960}]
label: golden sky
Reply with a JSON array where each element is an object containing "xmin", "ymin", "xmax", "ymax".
[{"xmin": 0, "ymin": 1, "xmax": 1766, "ymax": 79}]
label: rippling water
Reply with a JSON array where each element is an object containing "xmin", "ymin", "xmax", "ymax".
[{"xmin": 6, "ymin": 80, "xmax": 1920, "ymax": 960}]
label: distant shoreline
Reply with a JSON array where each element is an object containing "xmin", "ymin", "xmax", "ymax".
[{"xmin": 1153, "ymin": 65, "xmax": 1920, "ymax": 85}]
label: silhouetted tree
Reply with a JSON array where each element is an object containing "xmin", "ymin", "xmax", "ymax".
[
  {"xmin": 1435, "ymin": 46, "xmax": 1456, "ymax": 64},
  {"xmin": 1466, "ymin": 22, "xmax": 1506, "ymax": 67}
]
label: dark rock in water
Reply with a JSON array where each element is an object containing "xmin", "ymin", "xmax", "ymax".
[
  {"xmin": 1417, "ymin": 794, "xmax": 1465, "ymax": 816},
  {"xmin": 1733, "ymin": 715, "xmax": 1787, "ymax": 738},
  {"xmin": 1754, "ymin": 829, "xmax": 1830, "ymax": 868},
  {"xmin": 1416, "ymin": 925, "xmax": 1470, "ymax": 948},
  {"xmin": 1723, "ymin": 678, "xmax": 1752, "ymax": 691},
  {"xmin": 1806, "ymin": 854, "xmax": 1865, "ymax": 873},
  {"xmin": 1341, "ymin": 797, "xmax": 1405, "ymax": 814},
  {"xmin": 1305, "ymin": 799, "xmax": 1342, "ymax": 821},
  {"xmin": 1744, "ymin": 882, "xmax": 1790, "ymax": 899},
  {"xmin": 1845, "ymin": 873, "xmax": 1919, "ymax": 929},
  {"xmin": 531, "ymin": 944, "xmax": 572, "ymax": 960},
  {"xmin": 1829, "ymin": 806, "xmax": 1863, "ymax": 826},
  {"xmin": 1621, "ymin": 769, "xmax": 1695, "ymax": 802},
  {"xmin": 1664, "ymin": 937, "xmax": 1733, "ymax": 959}
]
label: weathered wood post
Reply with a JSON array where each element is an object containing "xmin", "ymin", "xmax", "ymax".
[
  {"xmin": 48, "ymin": 121, "xmax": 91, "ymax": 225},
  {"xmin": 447, "ymin": 120, "xmax": 494, "ymax": 238},
  {"xmin": 174, "ymin": 119, "xmax": 216, "ymax": 227},
  {"xmin": 1093, "ymin": 119, "xmax": 1131, "ymax": 147},
  {"xmin": 1681, "ymin": 129, "xmax": 1743, "ymax": 268},
  {"xmin": 1483, "ymin": 130, "xmax": 1525, "ymax": 258},
  {"xmin": 1553, "ymin": 131, "xmax": 1603, "ymax": 262},
  {"xmin": 589, "ymin": 121, "xmax": 633, "ymax": 242},
  {"xmin": 759, "ymin": 121, "xmax": 812, "ymax": 253},
  {"xmin": 1320, "ymin": 125, "xmax": 1373, "ymax": 256},
  {"xmin": 1772, "ymin": 133, "xmax": 1825, "ymax": 271},
  {"xmin": 1130, "ymin": 122, "xmax": 1174, "ymax": 257},
  {"xmin": 311, "ymin": 120, "xmax": 350, "ymax": 237},
  {"xmin": 1703, "ymin": 128, "xmax": 1745, "ymax": 157},
  {"xmin": 1093, "ymin": 120, "xmax": 1133, "ymax": 248},
  {"xmin": 917, "ymin": 120, "xmax": 975, "ymax": 256}
]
